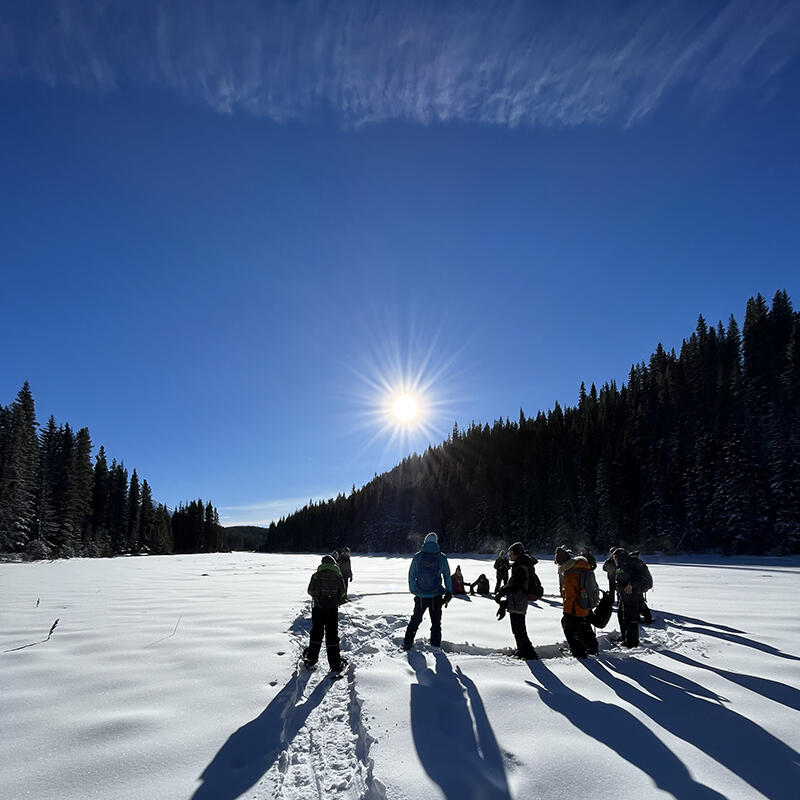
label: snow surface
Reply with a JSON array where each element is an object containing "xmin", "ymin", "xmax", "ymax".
[{"xmin": 2, "ymin": 553, "xmax": 799, "ymax": 800}]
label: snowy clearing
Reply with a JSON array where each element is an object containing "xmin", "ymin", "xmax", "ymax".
[{"xmin": 2, "ymin": 553, "xmax": 799, "ymax": 800}]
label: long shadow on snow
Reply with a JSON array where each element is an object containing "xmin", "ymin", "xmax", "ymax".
[
  {"xmin": 191, "ymin": 668, "xmax": 331, "ymax": 800},
  {"xmin": 408, "ymin": 649, "xmax": 511, "ymax": 800},
  {"xmin": 654, "ymin": 612, "xmax": 800, "ymax": 660},
  {"xmin": 526, "ymin": 661, "xmax": 724, "ymax": 799},
  {"xmin": 661, "ymin": 649, "xmax": 800, "ymax": 712},
  {"xmin": 587, "ymin": 657, "xmax": 800, "ymax": 800}
]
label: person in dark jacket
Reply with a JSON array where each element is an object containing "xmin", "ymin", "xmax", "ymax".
[
  {"xmin": 403, "ymin": 532, "xmax": 453, "ymax": 651},
  {"xmin": 602, "ymin": 549, "xmax": 618, "ymax": 601},
  {"xmin": 337, "ymin": 546, "xmax": 353, "ymax": 596},
  {"xmin": 555, "ymin": 545, "xmax": 598, "ymax": 659},
  {"xmin": 469, "ymin": 574, "xmax": 491, "ymax": 595},
  {"xmin": 303, "ymin": 554, "xmax": 347, "ymax": 670},
  {"xmin": 493, "ymin": 549, "xmax": 510, "ymax": 594},
  {"xmin": 629, "ymin": 551, "xmax": 653, "ymax": 623},
  {"xmin": 495, "ymin": 542, "xmax": 538, "ymax": 660},
  {"xmin": 612, "ymin": 548, "xmax": 650, "ymax": 647}
]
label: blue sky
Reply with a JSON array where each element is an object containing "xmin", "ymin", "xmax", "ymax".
[{"xmin": 2, "ymin": 1, "xmax": 799, "ymax": 526}]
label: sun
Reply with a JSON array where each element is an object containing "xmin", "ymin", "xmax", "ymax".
[{"xmin": 393, "ymin": 394, "xmax": 419, "ymax": 423}]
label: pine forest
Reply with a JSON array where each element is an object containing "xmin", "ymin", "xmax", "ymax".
[
  {"xmin": 0, "ymin": 386, "xmax": 222, "ymax": 559},
  {"xmin": 265, "ymin": 291, "xmax": 800, "ymax": 556}
]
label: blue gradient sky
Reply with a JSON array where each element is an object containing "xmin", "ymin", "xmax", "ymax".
[{"xmin": 2, "ymin": 1, "xmax": 799, "ymax": 525}]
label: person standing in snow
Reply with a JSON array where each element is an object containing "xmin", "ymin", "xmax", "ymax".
[
  {"xmin": 403, "ymin": 532, "xmax": 453, "ymax": 651},
  {"xmin": 493, "ymin": 549, "xmax": 510, "ymax": 594},
  {"xmin": 602, "ymin": 549, "xmax": 618, "ymax": 601},
  {"xmin": 494, "ymin": 542, "xmax": 538, "ymax": 660},
  {"xmin": 629, "ymin": 550, "xmax": 653, "ymax": 624},
  {"xmin": 554, "ymin": 545, "xmax": 598, "ymax": 659},
  {"xmin": 612, "ymin": 549, "xmax": 652, "ymax": 646},
  {"xmin": 303, "ymin": 554, "xmax": 348, "ymax": 671},
  {"xmin": 337, "ymin": 546, "xmax": 353, "ymax": 597}
]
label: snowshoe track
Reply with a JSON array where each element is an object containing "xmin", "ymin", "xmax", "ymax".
[{"xmin": 253, "ymin": 606, "xmax": 386, "ymax": 800}]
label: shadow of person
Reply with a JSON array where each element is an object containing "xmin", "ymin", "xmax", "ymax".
[
  {"xmin": 191, "ymin": 668, "xmax": 331, "ymax": 800},
  {"xmin": 654, "ymin": 612, "xmax": 800, "ymax": 660},
  {"xmin": 526, "ymin": 661, "xmax": 725, "ymax": 800},
  {"xmin": 408, "ymin": 649, "xmax": 511, "ymax": 800},
  {"xmin": 661, "ymin": 649, "xmax": 800, "ymax": 712},
  {"xmin": 588, "ymin": 657, "xmax": 800, "ymax": 800}
]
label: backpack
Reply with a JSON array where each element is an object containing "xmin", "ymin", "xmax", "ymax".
[
  {"xmin": 636, "ymin": 559, "xmax": 653, "ymax": 592},
  {"xmin": 315, "ymin": 570, "xmax": 343, "ymax": 608},
  {"xmin": 416, "ymin": 552, "xmax": 441, "ymax": 594},
  {"xmin": 576, "ymin": 568, "xmax": 601, "ymax": 610},
  {"xmin": 527, "ymin": 567, "xmax": 544, "ymax": 601},
  {"xmin": 626, "ymin": 556, "xmax": 653, "ymax": 592},
  {"xmin": 589, "ymin": 590, "xmax": 613, "ymax": 628}
]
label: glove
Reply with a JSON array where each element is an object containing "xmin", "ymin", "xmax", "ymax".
[
  {"xmin": 496, "ymin": 602, "xmax": 507, "ymax": 621},
  {"xmin": 443, "ymin": 591, "xmax": 452, "ymax": 607}
]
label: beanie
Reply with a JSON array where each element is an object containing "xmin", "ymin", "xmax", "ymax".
[
  {"xmin": 554, "ymin": 545, "xmax": 572, "ymax": 565},
  {"xmin": 321, "ymin": 554, "xmax": 336, "ymax": 565},
  {"xmin": 508, "ymin": 542, "xmax": 525, "ymax": 557},
  {"xmin": 424, "ymin": 532, "xmax": 439, "ymax": 544}
]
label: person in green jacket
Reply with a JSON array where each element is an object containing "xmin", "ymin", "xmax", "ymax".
[{"xmin": 303, "ymin": 554, "xmax": 347, "ymax": 671}]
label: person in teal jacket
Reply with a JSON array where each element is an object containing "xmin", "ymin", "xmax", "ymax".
[{"xmin": 403, "ymin": 532, "xmax": 453, "ymax": 650}]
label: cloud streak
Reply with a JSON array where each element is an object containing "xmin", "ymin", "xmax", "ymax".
[{"xmin": 1, "ymin": 0, "xmax": 798, "ymax": 127}]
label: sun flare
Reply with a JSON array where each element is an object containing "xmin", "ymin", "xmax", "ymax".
[{"xmin": 393, "ymin": 394, "xmax": 419, "ymax": 423}]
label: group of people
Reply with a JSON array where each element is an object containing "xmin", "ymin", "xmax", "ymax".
[{"xmin": 302, "ymin": 533, "xmax": 653, "ymax": 671}]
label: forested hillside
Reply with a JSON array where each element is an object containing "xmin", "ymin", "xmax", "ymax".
[
  {"xmin": 266, "ymin": 291, "xmax": 800, "ymax": 555},
  {"xmin": 0, "ymin": 384, "xmax": 222, "ymax": 559}
]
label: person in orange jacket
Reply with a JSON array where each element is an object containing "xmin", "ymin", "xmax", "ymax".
[{"xmin": 555, "ymin": 545, "xmax": 598, "ymax": 659}]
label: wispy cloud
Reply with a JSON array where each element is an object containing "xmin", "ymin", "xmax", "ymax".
[
  {"xmin": 1, "ymin": 1, "xmax": 798, "ymax": 126},
  {"xmin": 219, "ymin": 493, "xmax": 341, "ymax": 527}
]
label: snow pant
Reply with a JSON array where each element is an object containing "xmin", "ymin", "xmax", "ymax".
[
  {"xmin": 509, "ymin": 612, "xmax": 538, "ymax": 660},
  {"xmin": 304, "ymin": 606, "xmax": 341, "ymax": 668},
  {"xmin": 562, "ymin": 613, "xmax": 598, "ymax": 658},
  {"xmin": 494, "ymin": 571, "xmax": 509, "ymax": 594},
  {"xmin": 404, "ymin": 595, "xmax": 443, "ymax": 648},
  {"xmin": 618, "ymin": 596, "xmax": 642, "ymax": 647},
  {"xmin": 640, "ymin": 597, "xmax": 652, "ymax": 624}
]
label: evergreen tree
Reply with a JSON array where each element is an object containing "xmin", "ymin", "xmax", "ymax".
[
  {"xmin": 152, "ymin": 504, "xmax": 173, "ymax": 555},
  {"xmin": 127, "ymin": 469, "xmax": 141, "ymax": 553},
  {"xmin": 72, "ymin": 428, "xmax": 94, "ymax": 555},
  {"xmin": 139, "ymin": 480, "xmax": 155, "ymax": 553},
  {"xmin": 108, "ymin": 461, "xmax": 129, "ymax": 553},
  {"xmin": 0, "ymin": 382, "xmax": 40, "ymax": 554},
  {"xmin": 91, "ymin": 446, "xmax": 111, "ymax": 556}
]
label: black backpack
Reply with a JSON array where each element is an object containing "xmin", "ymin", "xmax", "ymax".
[
  {"xmin": 589, "ymin": 590, "xmax": 613, "ymax": 628},
  {"xmin": 526, "ymin": 559, "xmax": 544, "ymax": 601},
  {"xmin": 315, "ymin": 570, "xmax": 343, "ymax": 608}
]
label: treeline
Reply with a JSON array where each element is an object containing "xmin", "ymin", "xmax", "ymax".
[
  {"xmin": 224, "ymin": 525, "xmax": 271, "ymax": 551},
  {"xmin": 266, "ymin": 291, "xmax": 800, "ymax": 555},
  {"xmin": 0, "ymin": 382, "xmax": 222, "ymax": 559}
]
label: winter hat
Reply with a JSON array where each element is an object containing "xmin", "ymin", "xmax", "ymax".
[
  {"xmin": 321, "ymin": 554, "xmax": 336, "ymax": 565},
  {"xmin": 613, "ymin": 549, "xmax": 629, "ymax": 565},
  {"xmin": 508, "ymin": 542, "xmax": 525, "ymax": 557},
  {"xmin": 424, "ymin": 532, "xmax": 439, "ymax": 544},
  {"xmin": 554, "ymin": 545, "xmax": 572, "ymax": 565}
]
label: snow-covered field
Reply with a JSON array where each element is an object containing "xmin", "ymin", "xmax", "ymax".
[{"xmin": 2, "ymin": 552, "xmax": 799, "ymax": 800}]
